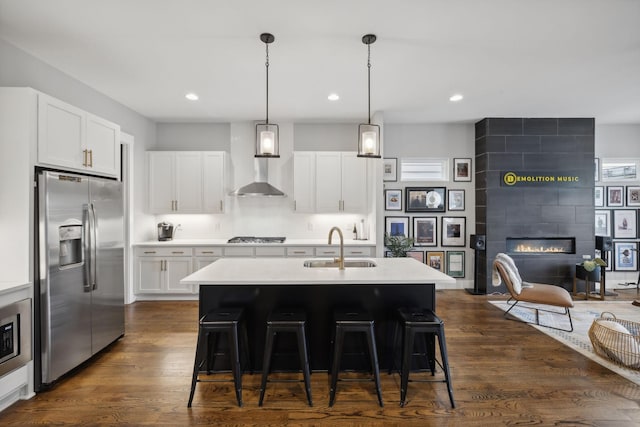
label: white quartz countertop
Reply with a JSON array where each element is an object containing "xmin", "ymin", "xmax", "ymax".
[
  {"xmin": 180, "ymin": 257, "xmax": 456, "ymax": 286},
  {"xmin": 0, "ymin": 281, "xmax": 32, "ymax": 295},
  {"xmin": 134, "ymin": 238, "xmax": 375, "ymax": 247}
]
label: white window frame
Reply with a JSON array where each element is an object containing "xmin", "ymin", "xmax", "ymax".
[{"xmin": 400, "ymin": 158, "xmax": 449, "ymax": 182}]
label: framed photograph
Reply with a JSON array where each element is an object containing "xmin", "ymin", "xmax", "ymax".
[
  {"xmin": 607, "ymin": 186, "xmax": 624, "ymax": 207},
  {"xmin": 426, "ymin": 251, "xmax": 445, "ymax": 272},
  {"xmin": 441, "ymin": 216, "xmax": 466, "ymax": 247},
  {"xmin": 385, "ymin": 216, "xmax": 410, "ymax": 238},
  {"xmin": 595, "ymin": 210, "xmax": 611, "ymax": 237},
  {"xmin": 384, "ymin": 251, "xmax": 392, "ymax": 257},
  {"xmin": 613, "ymin": 209, "xmax": 637, "ymax": 239},
  {"xmin": 446, "ymin": 251, "xmax": 465, "ymax": 277},
  {"xmin": 614, "ymin": 242, "xmax": 637, "ymax": 271},
  {"xmin": 406, "ymin": 250, "xmax": 424, "ymax": 263},
  {"xmin": 604, "ymin": 250, "xmax": 613, "ymax": 271},
  {"xmin": 627, "ymin": 186, "xmax": 640, "ymax": 207},
  {"xmin": 594, "ymin": 186, "xmax": 604, "ymax": 207},
  {"xmin": 413, "ymin": 217, "xmax": 437, "ymax": 247},
  {"xmin": 453, "ymin": 158, "xmax": 472, "ymax": 182},
  {"xmin": 448, "ymin": 189, "xmax": 465, "ymax": 211},
  {"xmin": 595, "ymin": 157, "xmax": 600, "ymax": 182},
  {"xmin": 384, "ymin": 189, "xmax": 402, "ymax": 211},
  {"xmin": 383, "ymin": 158, "xmax": 398, "ymax": 182},
  {"xmin": 405, "ymin": 187, "xmax": 446, "ymax": 212}
]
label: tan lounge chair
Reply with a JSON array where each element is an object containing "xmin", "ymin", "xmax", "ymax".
[{"xmin": 493, "ymin": 257, "xmax": 574, "ymax": 332}]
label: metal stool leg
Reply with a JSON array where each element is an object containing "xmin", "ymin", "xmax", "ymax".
[
  {"xmin": 228, "ymin": 326, "xmax": 243, "ymax": 407},
  {"xmin": 258, "ymin": 326, "xmax": 275, "ymax": 406},
  {"xmin": 328, "ymin": 325, "xmax": 344, "ymax": 407},
  {"xmin": 400, "ymin": 326, "xmax": 414, "ymax": 407},
  {"xmin": 365, "ymin": 323, "xmax": 384, "ymax": 407},
  {"xmin": 436, "ymin": 327, "xmax": 455, "ymax": 408},
  {"xmin": 297, "ymin": 325, "xmax": 313, "ymax": 406},
  {"xmin": 188, "ymin": 329, "xmax": 206, "ymax": 408}
]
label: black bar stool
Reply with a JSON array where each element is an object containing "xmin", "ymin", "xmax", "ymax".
[
  {"xmin": 329, "ymin": 308, "xmax": 383, "ymax": 407},
  {"xmin": 258, "ymin": 308, "xmax": 313, "ymax": 406},
  {"xmin": 389, "ymin": 307, "xmax": 455, "ymax": 408},
  {"xmin": 188, "ymin": 307, "xmax": 250, "ymax": 407}
]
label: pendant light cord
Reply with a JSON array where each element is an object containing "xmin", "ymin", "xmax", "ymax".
[
  {"xmin": 265, "ymin": 42, "xmax": 270, "ymax": 124},
  {"xmin": 367, "ymin": 42, "xmax": 372, "ymax": 125}
]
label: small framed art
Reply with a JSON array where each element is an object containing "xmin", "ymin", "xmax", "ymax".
[
  {"xmin": 448, "ymin": 189, "xmax": 465, "ymax": 211},
  {"xmin": 613, "ymin": 209, "xmax": 637, "ymax": 239},
  {"xmin": 413, "ymin": 217, "xmax": 437, "ymax": 246},
  {"xmin": 385, "ymin": 216, "xmax": 410, "ymax": 238},
  {"xmin": 383, "ymin": 158, "xmax": 397, "ymax": 182},
  {"xmin": 453, "ymin": 158, "xmax": 472, "ymax": 182},
  {"xmin": 627, "ymin": 186, "xmax": 640, "ymax": 207},
  {"xmin": 426, "ymin": 251, "xmax": 445, "ymax": 272},
  {"xmin": 614, "ymin": 242, "xmax": 637, "ymax": 271},
  {"xmin": 594, "ymin": 186, "xmax": 604, "ymax": 207},
  {"xmin": 607, "ymin": 186, "xmax": 624, "ymax": 207},
  {"xmin": 384, "ymin": 189, "xmax": 402, "ymax": 211},
  {"xmin": 405, "ymin": 187, "xmax": 446, "ymax": 212},
  {"xmin": 595, "ymin": 157, "xmax": 600, "ymax": 182},
  {"xmin": 441, "ymin": 216, "xmax": 466, "ymax": 247},
  {"xmin": 446, "ymin": 251, "xmax": 465, "ymax": 277},
  {"xmin": 406, "ymin": 250, "xmax": 424, "ymax": 263},
  {"xmin": 595, "ymin": 210, "xmax": 611, "ymax": 237}
]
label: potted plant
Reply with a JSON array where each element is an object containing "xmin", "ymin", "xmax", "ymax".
[
  {"xmin": 576, "ymin": 257, "xmax": 607, "ymax": 281},
  {"xmin": 384, "ymin": 233, "xmax": 414, "ymax": 257}
]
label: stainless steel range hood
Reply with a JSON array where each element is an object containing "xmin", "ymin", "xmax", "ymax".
[{"xmin": 229, "ymin": 158, "xmax": 286, "ymax": 197}]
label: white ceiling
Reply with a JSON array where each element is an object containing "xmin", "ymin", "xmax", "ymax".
[{"xmin": 1, "ymin": 0, "xmax": 639, "ymax": 124}]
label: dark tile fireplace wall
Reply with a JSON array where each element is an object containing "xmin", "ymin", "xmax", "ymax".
[{"xmin": 475, "ymin": 118, "xmax": 595, "ymax": 293}]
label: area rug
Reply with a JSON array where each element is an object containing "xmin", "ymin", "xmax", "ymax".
[{"xmin": 489, "ymin": 300, "xmax": 640, "ymax": 386}]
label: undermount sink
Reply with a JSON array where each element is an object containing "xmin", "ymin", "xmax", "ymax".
[{"xmin": 303, "ymin": 259, "xmax": 377, "ymax": 268}]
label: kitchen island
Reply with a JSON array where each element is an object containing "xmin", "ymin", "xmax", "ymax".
[{"xmin": 180, "ymin": 257, "xmax": 455, "ymax": 371}]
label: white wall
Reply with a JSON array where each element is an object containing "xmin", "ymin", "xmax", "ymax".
[
  {"xmin": 383, "ymin": 123, "xmax": 476, "ymax": 289},
  {"xmin": 0, "ymin": 37, "xmax": 157, "ymax": 244},
  {"xmin": 595, "ymin": 124, "xmax": 640, "ymax": 286}
]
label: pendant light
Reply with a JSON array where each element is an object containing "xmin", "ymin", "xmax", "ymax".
[
  {"xmin": 255, "ymin": 33, "xmax": 280, "ymax": 158},
  {"xmin": 357, "ymin": 34, "xmax": 381, "ymax": 158}
]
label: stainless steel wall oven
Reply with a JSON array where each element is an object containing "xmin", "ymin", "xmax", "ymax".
[{"xmin": 0, "ymin": 298, "xmax": 32, "ymax": 377}]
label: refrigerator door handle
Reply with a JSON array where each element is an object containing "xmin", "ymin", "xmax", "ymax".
[
  {"xmin": 83, "ymin": 204, "xmax": 92, "ymax": 292},
  {"xmin": 90, "ymin": 203, "xmax": 98, "ymax": 290}
]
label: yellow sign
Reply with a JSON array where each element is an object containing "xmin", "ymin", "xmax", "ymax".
[{"xmin": 501, "ymin": 171, "xmax": 582, "ymax": 187}]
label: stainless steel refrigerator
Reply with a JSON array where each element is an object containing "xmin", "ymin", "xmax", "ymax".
[{"xmin": 35, "ymin": 170, "xmax": 125, "ymax": 390}]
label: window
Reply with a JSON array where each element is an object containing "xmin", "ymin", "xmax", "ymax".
[{"xmin": 400, "ymin": 158, "xmax": 449, "ymax": 182}]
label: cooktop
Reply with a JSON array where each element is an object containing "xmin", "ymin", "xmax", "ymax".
[{"xmin": 227, "ymin": 236, "xmax": 286, "ymax": 244}]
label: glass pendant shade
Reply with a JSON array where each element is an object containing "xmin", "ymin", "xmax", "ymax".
[
  {"xmin": 357, "ymin": 123, "xmax": 380, "ymax": 158},
  {"xmin": 255, "ymin": 123, "xmax": 280, "ymax": 158}
]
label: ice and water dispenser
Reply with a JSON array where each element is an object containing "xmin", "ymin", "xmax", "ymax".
[{"xmin": 59, "ymin": 224, "xmax": 83, "ymax": 267}]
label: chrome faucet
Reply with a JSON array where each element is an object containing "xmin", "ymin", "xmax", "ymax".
[{"xmin": 328, "ymin": 226, "xmax": 345, "ymax": 270}]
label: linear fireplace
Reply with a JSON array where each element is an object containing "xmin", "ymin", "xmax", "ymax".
[{"xmin": 506, "ymin": 237, "xmax": 576, "ymax": 255}]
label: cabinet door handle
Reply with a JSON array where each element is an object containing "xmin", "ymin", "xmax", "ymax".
[
  {"xmin": 175, "ymin": 200, "xmax": 178, "ymax": 211},
  {"xmin": 220, "ymin": 200, "xmax": 223, "ymax": 211},
  {"xmin": 294, "ymin": 200, "xmax": 297, "ymax": 211},
  {"xmin": 351, "ymin": 251, "xmax": 363, "ymax": 255},
  {"xmin": 88, "ymin": 149, "xmax": 93, "ymax": 167},
  {"xmin": 82, "ymin": 149, "xmax": 88, "ymax": 166},
  {"xmin": 201, "ymin": 251, "xmax": 214, "ymax": 254},
  {"xmin": 292, "ymin": 250, "xmax": 306, "ymax": 254},
  {"xmin": 172, "ymin": 251, "xmax": 184, "ymax": 254},
  {"xmin": 144, "ymin": 251, "xmax": 157, "ymax": 254}
]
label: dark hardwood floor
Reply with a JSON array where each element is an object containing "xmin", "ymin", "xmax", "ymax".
[{"xmin": 2, "ymin": 289, "xmax": 640, "ymax": 426}]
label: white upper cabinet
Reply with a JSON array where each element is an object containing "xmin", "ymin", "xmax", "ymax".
[
  {"xmin": 37, "ymin": 93, "xmax": 120, "ymax": 177},
  {"xmin": 202, "ymin": 152, "xmax": 226, "ymax": 213},
  {"xmin": 294, "ymin": 151, "xmax": 368, "ymax": 214},
  {"xmin": 147, "ymin": 151, "xmax": 226, "ymax": 214},
  {"xmin": 292, "ymin": 152, "xmax": 316, "ymax": 213}
]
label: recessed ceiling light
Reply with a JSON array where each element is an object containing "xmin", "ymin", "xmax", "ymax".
[
  {"xmin": 185, "ymin": 92, "xmax": 199, "ymax": 101},
  {"xmin": 328, "ymin": 93, "xmax": 340, "ymax": 101},
  {"xmin": 449, "ymin": 94, "xmax": 464, "ymax": 102}
]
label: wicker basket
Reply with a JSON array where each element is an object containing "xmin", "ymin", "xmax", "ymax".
[{"xmin": 588, "ymin": 312, "xmax": 640, "ymax": 370}]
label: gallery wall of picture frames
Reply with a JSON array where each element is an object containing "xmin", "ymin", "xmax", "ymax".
[
  {"xmin": 382, "ymin": 157, "xmax": 472, "ymax": 277},
  {"xmin": 594, "ymin": 184, "xmax": 640, "ymax": 272}
]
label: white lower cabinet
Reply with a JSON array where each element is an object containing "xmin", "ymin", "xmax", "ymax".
[
  {"xmin": 135, "ymin": 248, "xmax": 194, "ymax": 295},
  {"xmin": 134, "ymin": 244, "xmax": 375, "ymax": 297}
]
